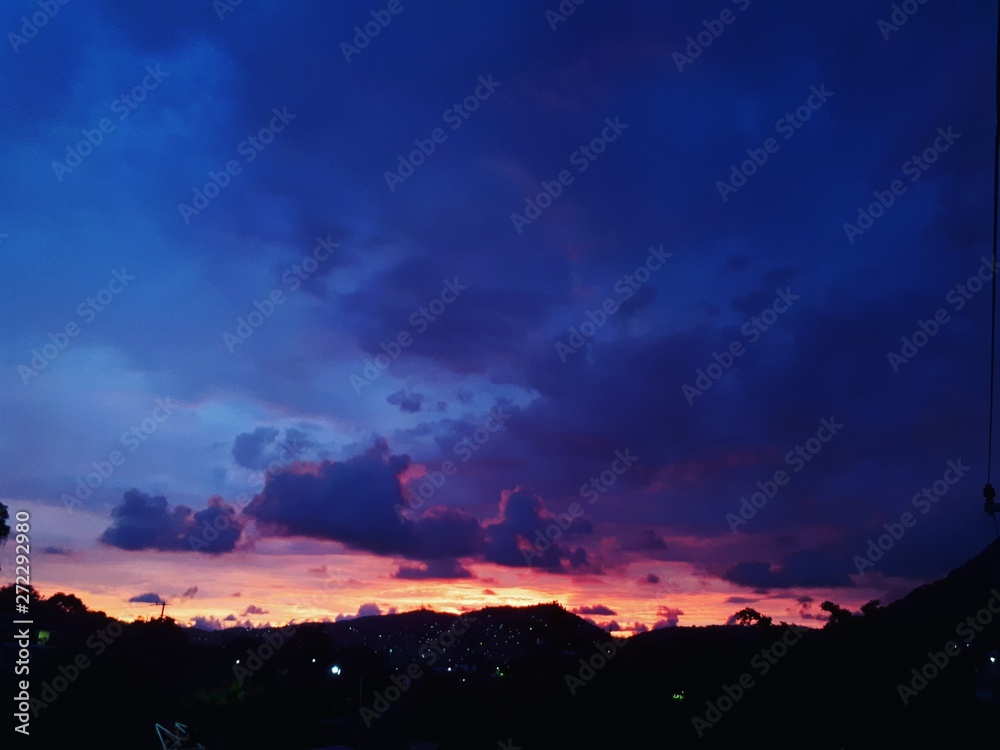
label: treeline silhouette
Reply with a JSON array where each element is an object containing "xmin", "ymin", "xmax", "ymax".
[{"xmin": 1, "ymin": 540, "xmax": 999, "ymax": 749}]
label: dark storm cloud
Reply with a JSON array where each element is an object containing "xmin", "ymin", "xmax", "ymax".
[
  {"xmin": 243, "ymin": 439, "xmax": 482, "ymax": 560},
  {"xmin": 393, "ymin": 558, "xmax": 473, "ymax": 580},
  {"xmin": 100, "ymin": 490, "xmax": 243, "ymax": 554},
  {"xmin": 721, "ymin": 547, "xmax": 854, "ymax": 590},
  {"xmin": 482, "ymin": 488, "xmax": 596, "ymax": 572}
]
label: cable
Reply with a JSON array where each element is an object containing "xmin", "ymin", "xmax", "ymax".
[
  {"xmin": 985, "ymin": 4, "xmax": 1000, "ymax": 539},
  {"xmin": 989, "ymin": 1, "xmax": 999, "ymax": 484}
]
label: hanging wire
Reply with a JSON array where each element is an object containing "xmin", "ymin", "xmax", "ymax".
[{"xmin": 991, "ymin": 8, "xmax": 1000, "ymax": 533}]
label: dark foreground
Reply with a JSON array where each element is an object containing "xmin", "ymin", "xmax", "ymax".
[{"xmin": 3, "ymin": 540, "xmax": 999, "ymax": 749}]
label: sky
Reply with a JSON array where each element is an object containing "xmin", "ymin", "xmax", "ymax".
[{"xmin": 1, "ymin": 0, "xmax": 997, "ymax": 634}]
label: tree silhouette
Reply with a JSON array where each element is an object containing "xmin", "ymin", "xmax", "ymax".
[
  {"xmin": 860, "ymin": 599, "xmax": 882, "ymax": 617},
  {"xmin": 820, "ymin": 600, "xmax": 853, "ymax": 627},
  {"xmin": 48, "ymin": 592, "xmax": 89, "ymax": 616},
  {"xmin": 732, "ymin": 607, "xmax": 773, "ymax": 626},
  {"xmin": 0, "ymin": 501, "xmax": 9, "ymax": 545}
]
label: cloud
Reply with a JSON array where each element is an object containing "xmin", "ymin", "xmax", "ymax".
[
  {"xmin": 241, "ymin": 440, "xmax": 598, "ymax": 574},
  {"xmin": 394, "ymin": 558, "xmax": 473, "ymax": 580},
  {"xmin": 42, "ymin": 546, "xmax": 71, "ymax": 555},
  {"xmin": 128, "ymin": 592, "xmax": 163, "ymax": 604},
  {"xmin": 241, "ymin": 605, "xmax": 268, "ymax": 615},
  {"xmin": 232, "ymin": 427, "xmax": 280, "ymax": 469},
  {"xmin": 357, "ymin": 603, "xmax": 382, "ymax": 617},
  {"xmin": 481, "ymin": 487, "xmax": 596, "ymax": 572},
  {"xmin": 232, "ymin": 426, "xmax": 313, "ymax": 470},
  {"xmin": 180, "ymin": 586, "xmax": 198, "ymax": 599},
  {"xmin": 190, "ymin": 616, "xmax": 224, "ymax": 631},
  {"xmin": 244, "ymin": 439, "xmax": 480, "ymax": 560},
  {"xmin": 620, "ymin": 529, "xmax": 667, "ymax": 551},
  {"xmin": 483, "ymin": 588, "xmax": 497, "ymax": 595},
  {"xmin": 638, "ymin": 573, "xmax": 660, "ymax": 585},
  {"xmin": 572, "ymin": 604, "xmax": 617, "ymax": 616},
  {"xmin": 721, "ymin": 550, "xmax": 853, "ymax": 590},
  {"xmin": 386, "ymin": 389, "xmax": 425, "ymax": 413},
  {"xmin": 100, "ymin": 490, "xmax": 243, "ymax": 554},
  {"xmin": 654, "ymin": 606, "xmax": 684, "ymax": 627}
]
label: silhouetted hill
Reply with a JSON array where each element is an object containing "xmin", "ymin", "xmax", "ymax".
[{"xmin": 3, "ymin": 544, "xmax": 999, "ymax": 749}]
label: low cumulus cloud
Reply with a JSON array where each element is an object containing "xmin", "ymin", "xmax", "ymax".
[
  {"xmin": 128, "ymin": 592, "xmax": 163, "ymax": 604},
  {"xmin": 100, "ymin": 489, "xmax": 243, "ymax": 554},
  {"xmin": 653, "ymin": 606, "xmax": 684, "ymax": 628},
  {"xmin": 98, "ymin": 441, "xmax": 609, "ymax": 577},
  {"xmin": 572, "ymin": 604, "xmax": 617, "ymax": 616}
]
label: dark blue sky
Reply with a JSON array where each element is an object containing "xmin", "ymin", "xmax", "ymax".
[{"xmin": 1, "ymin": 0, "xmax": 997, "ymax": 629}]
